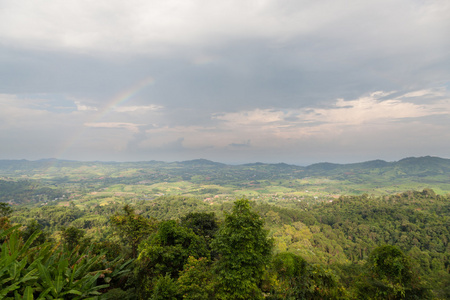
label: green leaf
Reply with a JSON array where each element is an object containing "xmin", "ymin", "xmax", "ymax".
[
  {"xmin": 23, "ymin": 286, "xmax": 34, "ymax": 300},
  {"xmin": 36, "ymin": 287, "xmax": 52, "ymax": 300},
  {"xmin": 62, "ymin": 289, "xmax": 82, "ymax": 296},
  {"xmin": 0, "ymin": 225, "xmax": 21, "ymax": 240},
  {"xmin": 0, "ymin": 283, "xmax": 20, "ymax": 299},
  {"xmin": 37, "ymin": 262, "xmax": 56, "ymax": 296},
  {"xmin": 18, "ymin": 230, "xmax": 42, "ymax": 257}
]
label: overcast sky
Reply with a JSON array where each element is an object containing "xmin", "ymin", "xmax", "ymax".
[{"xmin": 0, "ymin": 0, "xmax": 449, "ymax": 165}]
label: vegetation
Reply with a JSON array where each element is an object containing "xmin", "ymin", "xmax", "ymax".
[
  {"xmin": 212, "ymin": 199, "xmax": 272, "ymax": 299},
  {"xmin": 1, "ymin": 156, "xmax": 450, "ymax": 298}
]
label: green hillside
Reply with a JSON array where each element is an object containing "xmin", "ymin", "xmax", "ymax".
[
  {"xmin": 1, "ymin": 156, "xmax": 450, "ymax": 298},
  {"xmin": 1, "ymin": 156, "xmax": 450, "ymax": 208}
]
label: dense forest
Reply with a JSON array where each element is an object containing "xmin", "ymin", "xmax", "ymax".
[
  {"xmin": 1, "ymin": 157, "xmax": 450, "ymax": 298},
  {"xmin": 1, "ymin": 190, "xmax": 449, "ymax": 299}
]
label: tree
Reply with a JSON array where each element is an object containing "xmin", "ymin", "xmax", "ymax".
[
  {"xmin": 110, "ymin": 204, "xmax": 156, "ymax": 258},
  {"xmin": 61, "ymin": 226, "xmax": 86, "ymax": 251},
  {"xmin": 180, "ymin": 212, "xmax": 219, "ymax": 258},
  {"xmin": 180, "ymin": 212, "xmax": 219, "ymax": 240},
  {"xmin": 268, "ymin": 252, "xmax": 347, "ymax": 299},
  {"xmin": 136, "ymin": 220, "xmax": 209, "ymax": 298},
  {"xmin": 178, "ymin": 256, "xmax": 215, "ymax": 300},
  {"xmin": 212, "ymin": 199, "xmax": 273, "ymax": 300},
  {"xmin": 21, "ymin": 219, "xmax": 48, "ymax": 247},
  {"xmin": 0, "ymin": 202, "xmax": 12, "ymax": 218},
  {"xmin": 151, "ymin": 274, "xmax": 181, "ymax": 300},
  {"xmin": 357, "ymin": 245, "xmax": 431, "ymax": 299}
]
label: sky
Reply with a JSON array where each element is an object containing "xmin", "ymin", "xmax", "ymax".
[{"xmin": 0, "ymin": 0, "xmax": 449, "ymax": 165}]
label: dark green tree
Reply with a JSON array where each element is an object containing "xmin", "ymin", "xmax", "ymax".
[
  {"xmin": 268, "ymin": 252, "xmax": 347, "ymax": 299},
  {"xmin": 180, "ymin": 212, "xmax": 219, "ymax": 239},
  {"xmin": 21, "ymin": 219, "xmax": 48, "ymax": 247},
  {"xmin": 136, "ymin": 220, "xmax": 209, "ymax": 298},
  {"xmin": 178, "ymin": 256, "xmax": 215, "ymax": 300},
  {"xmin": 151, "ymin": 274, "xmax": 181, "ymax": 300},
  {"xmin": 110, "ymin": 204, "xmax": 156, "ymax": 258},
  {"xmin": 357, "ymin": 245, "xmax": 431, "ymax": 299},
  {"xmin": 61, "ymin": 226, "xmax": 85, "ymax": 251},
  {"xmin": 212, "ymin": 198, "xmax": 273, "ymax": 300},
  {"xmin": 0, "ymin": 202, "xmax": 12, "ymax": 218}
]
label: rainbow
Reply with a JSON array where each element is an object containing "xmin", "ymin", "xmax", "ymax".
[
  {"xmin": 94, "ymin": 76, "xmax": 155, "ymax": 122},
  {"xmin": 53, "ymin": 76, "xmax": 155, "ymax": 161}
]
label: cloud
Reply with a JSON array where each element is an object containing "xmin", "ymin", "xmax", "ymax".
[
  {"xmin": 113, "ymin": 105, "xmax": 163, "ymax": 113},
  {"xmin": 207, "ymin": 89, "xmax": 450, "ymax": 145},
  {"xmin": 0, "ymin": 1, "xmax": 449, "ymax": 163},
  {"xmin": 84, "ymin": 122, "xmax": 142, "ymax": 133},
  {"xmin": 74, "ymin": 101, "xmax": 98, "ymax": 111},
  {"xmin": 1, "ymin": 0, "xmax": 448, "ymax": 57},
  {"xmin": 302, "ymin": 92, "xmax": 447, "ymax": 126},
  {"xmin": 1, "ymin": 87, "xmax": 449, "ymax": 163},
  {"xmin": 229, "ymin": 140, "xmax": 251, "ymax": 148},
  {"xmin": 213, "ymin": 109, "xmax": 285, "ymax": 125},
  {"xmin": 398, "ymin": 89, "xmax": 446, "ymax": 99},
  {"xmin": 0, "ymin": 94, "xmax": 63, "ymax": 129},
  {"xmin": 215, "ymin": 90, "xmax": 449, "ymax": 128}
]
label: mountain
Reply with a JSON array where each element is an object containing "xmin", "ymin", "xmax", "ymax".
[
  {"xmin": 178, "ymin": 159, "xmax": 226, "ymax": 167},
  {"xmin": 1, "ymin": 156, "xmax": 449, "ymax": 182}
]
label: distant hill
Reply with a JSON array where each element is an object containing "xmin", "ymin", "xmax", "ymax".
[
  {"xmin": 1, "ymin": 156, "xmax": 450, "ymax": 205},
  {"xmin": 178, "ymin": 159, "xmax": 226, "ymax": 167},
  {"xmin": 1, "ymin": 156, "xmax": 449, "ymax": 174},
  {"xmin": 305, "ymin": 156, "xmax": 450, "ymax": 175},
  {"xmin": 1, "ymin": 156, "xmax": 449, "ymax": 187}
]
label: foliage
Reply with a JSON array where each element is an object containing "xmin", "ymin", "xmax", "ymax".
[
  {"xmin": 0, "ymin": 179, "xmax": 65, "ymax": 205},
  {"xmin": 0, "ymin": 226, "xmax": 109, "ymax": 299},
  {"xmin": 177, "ymin": 256, "xmax": 215, "ymax": 300},
  {"xmin": 61, "ymin": 226, "xmax": 86, "ymax": 251},
  {"xmin": 0, "ymin": 202, "xmax": 13, "ymax": 217},
  {"xmin": 21, "ymin": 220, "xmax": 48, "ymax": 247},
  {"xmin": 357, "ymin": 245, "xmax": 431, "ymax": 299},
  {"xmin": 150, "ymin": 274, "xmax": 181, "ymax": 300},
  {"xmin": 2, "ymin": 170, "xmax": 450, "ymax": 299},
  {"xmin": 136, "ymin": 220, "xmax": 209, "ymax": 298},
  {"xmin": 100, "ymin": 288, "xmax": 135, "ymax": 300},
  {"xmin": 179, "ymin": 212, "xmax": 219, "ymax": 239},
  {"xmin": 212, "ymin": 199, "xmax": 273, "ymax": 300},
  {"xmin": 268, "ymin": 252, "xmax": 347, "ymax": 299},
  {"xmin": 110, "ymin": 205, "xmax": 156, "ymax": 258}
]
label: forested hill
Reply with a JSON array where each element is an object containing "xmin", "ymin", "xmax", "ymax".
[
  {"xmin": 2, "ymin": 191, "xmax": 449, "ymax": 298},
  {"xmin": 1, "ymin": 155, "xmax": 450, "ymax": 178},
  {"xmin": 1, "ymin": 156, "xmax": 450, "ymax": 298},
  {"xmin": 1, "ymin": 156, "xmax": 450, "ymax": 200},
  {"xmin": 306, "ymin": 156, "xmax": 450, "ymax": 176}
]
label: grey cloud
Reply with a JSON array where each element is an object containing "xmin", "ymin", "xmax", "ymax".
[
  {"xmin": 229, "ymin": 140, "xmax": 251, "ymax": 148},
  {"xmin": 0, "ymin": 1, "xmax": 449, "ymax": 163}
]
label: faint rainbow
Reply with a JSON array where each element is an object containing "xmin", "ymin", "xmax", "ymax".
[
  {"xmin": 53, "ymin": 77, "xmax": 155, "ymax": 161},
  {"xmin": 92, "ymin": 76, "xmax": 155, "ymax": 123}
]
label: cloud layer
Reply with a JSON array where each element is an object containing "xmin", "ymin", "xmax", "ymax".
[{"xmin": 0, "ymin": 0, "xmax": 449, "ymax": 164}]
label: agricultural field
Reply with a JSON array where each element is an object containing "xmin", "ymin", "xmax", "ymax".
[{"xmin": 1, "ymin": 156, "xmax": 450, "ymax": 210}]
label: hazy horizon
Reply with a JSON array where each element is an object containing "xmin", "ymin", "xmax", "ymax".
[
  {"xmin": 1, "ymin": 155, "xmax": 449, "ymax": 168},
  {"xmin": 1, "ymin": 1, "xmax": 449, "ymax": 165}
]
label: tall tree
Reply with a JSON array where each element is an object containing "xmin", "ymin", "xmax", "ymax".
[
  {"xmin": 358, "ymin": 245, "xmax": 431, "ymax": 299},
  {"xmin": 269, "ymin": 252, "xmax": 347, "ymax": 299},
  {"xmin": 180, "ymin": 212, "xmax": 219, "ymax": 240},
  {"xmin": 212, "ymin": 199, "xmax": 272, "ymax": 300},
  {"xmin": 136, "ymin": 220, "xmax": 209, "ymax": 299},
  {"xmin": 110, "ymin": 205, "xmax": 156, "ymax": 258}
]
